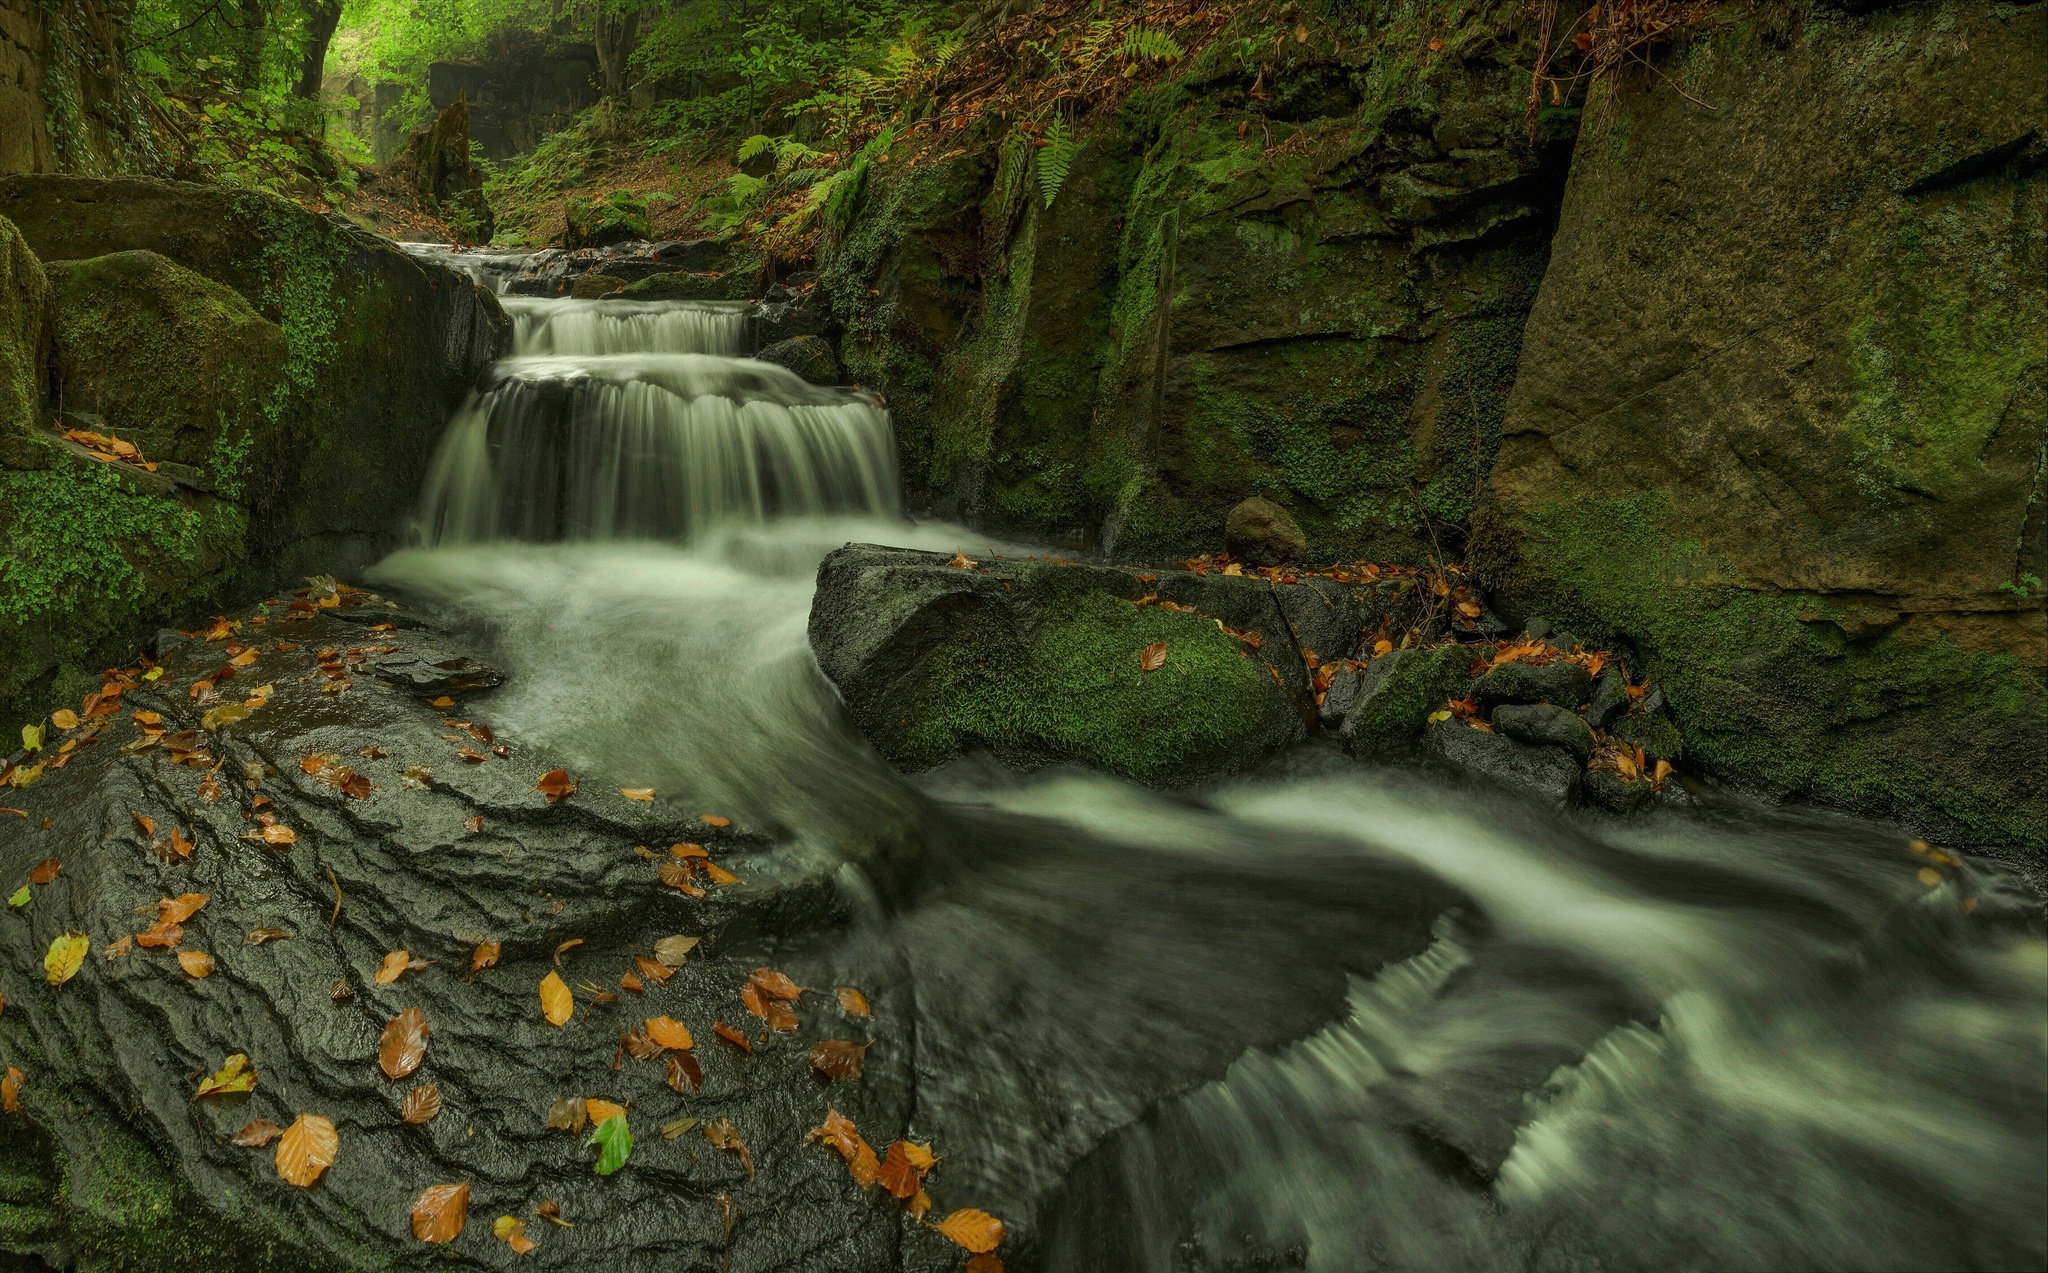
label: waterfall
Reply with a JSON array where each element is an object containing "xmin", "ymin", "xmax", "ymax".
[{"xmin": 405, "ymin": 251, "xmax": 898, "ymax": 547}]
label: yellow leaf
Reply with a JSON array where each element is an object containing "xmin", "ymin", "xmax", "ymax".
[
  {"xmin": 177, "ymin": 950, "xmax": 215, "ymax": 978},
  {"xmin": 932, "ymin": 1207, "xmax": 1006, "ymax": 1254},
  {"xmin": 539, "ymin": 971, "xmax": 574, "ymax": 1026},
  {"xmin": 1427, "ymin": 710, "xmax": 1452, "ymax": 724},
  {"xmin": 51, "ymin": 708, "xmax": 80, "ymax": 730},
  {"xmin": 619, "ymin": 787, "xmax": 656, "ymax": 801},
  {"xmin": 644, "ymin": 1016, "xmax": 693, "ymax": 1050},
  {"xmin": 375, "ymin": 950, "xmax": 410, "ymax": 984},
  {"xmin": 275, "ymin": 1112, "xmax": 338, "ymax": 1186},
  {"xmin": 585, "ymin": 1098, "xmax": 626, "ymax": 1125},
  {"xmin": 195, "ymin": 1052, "xmax": 258, "ymax": 1097},
  {"xmin": 44, "ymin": 931, "xmax": 88, "ymax": 987}
]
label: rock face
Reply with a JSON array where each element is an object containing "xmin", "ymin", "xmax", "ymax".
[
  {"xmin": 0, "ymin": 175, "xmax": 510, "ymax": 727},
  {"xmin": 822, "ymin": 10, "xmax": 1570, "ymax": 561},
  {"xmin": 756, "ymin": 335, "xmax": 839, "ymax": 386},
  {"xmin": 0, "ymin": 213, "xmax": 48, "ymax": 466},
  {"xmin": 385, "ymin": 98, "xmax": 494, "ymax": 241},
  {"xmin": 1476, "ymin": 0, "xmax": 2048, "ymax": 848}
]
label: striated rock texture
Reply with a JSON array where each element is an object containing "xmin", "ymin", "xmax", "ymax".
[
  {"xmin": 0, "ymin": 213, "xmax": 48, "ymax": 466},
  {"xmin": 0, "ymin": 175, "xmax": 510, "ymax": 728},
  {"xmin": 1475, "ymin": 0, "xmax": 2048, "ymax": 847},
  {"xmin": 821, "ymin": 1, "xmax": 1570, "ymax": 562}
]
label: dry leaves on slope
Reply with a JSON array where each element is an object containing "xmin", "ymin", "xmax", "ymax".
[
  {"xmin": 379, "ymin": 1007, "xmax": 429, "ymax": 1079},
  {"xmin": 470, "ymin": 941, "xmax": 501, "ymax": 972},
  {"xmin": 644, "ymin": 1016, "xmax": 693, "ymax": 1051},
  {"xmin": 878, "ymin": 1139, "xmax": 938, "ymax": 1200},
  {"xmin": 233, "ymin": 1119, "xmax": 283, "ymax": 1147},
  {"xmin": 159, "ymin": 892, "xmax": 210, "ymax": 924},
  {"xmin": 807, "ymin": 1107, "xmax": 879, "ymax": 1187},
  {"xmin": 535, "ymin": 770, "xmax": 578, "ymax": 803},
  {"xmin": 136, "ymin": 921, "xmax": 183, "ymax": 950},
  {"xmin": 275, "ymin": 1113, "xmax": 338, "ymax": 1187},
  {"xmin": 539, "ymin": 971, "xmax": 574, "ymax": 1026},
  {"xmin": 666, "ymin": 1050, "xmax": 703, "ymax": 1094},
  {"xmin": 1139, "ymin": 642, "xmax": 1168, "ymax": 671},
  {"xmin": 713, "ymin": 1022, "xmax": 751, "ymax": 1053},
  {"xmin": 410, "ymin": 1181, "xmax": 468, "ymax": 1243},
  {"xmin": 704, "ymin": 1119, "xmax": 754, "ymax": 1179},
  {"xmin": 653, "ymin": 935, "xmax": 699, "ymax": 966}
]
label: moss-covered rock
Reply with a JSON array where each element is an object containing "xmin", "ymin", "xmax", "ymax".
[
  {"xmin": 1476, "ymin": 0, "xmax": 2048, "ymax": 848},
  {"xmin": 0, "ymin": 175, "xmax": 511, "ymax": 727},
  {"xmin": 0, "ymin": 213, "xmax": 50, "ymax": 468},
  {"xmin": 809, "ymin": 545, "xmax": 1308, "ymax": 781},
  {"xmin": 1340, "ymin": 644, "xmax": 1474, "ymax": 754}
]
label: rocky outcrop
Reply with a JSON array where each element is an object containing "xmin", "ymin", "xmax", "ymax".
[
  {"xmin": 0, "ymin": 213, "xmax": 48, "ymax": 465},
  {"xmin": 385, "ymin": 98, "xmax": 493, "ymax": 241},
  {"xmin": 822, "ymin": 6, "xmax": 1570, "ymax": 562},
  {"xmin": 1475, "ymin": 0, "xmax": 2048, "ymax": 848},
  {"xmin": 0, "ymin": 175, "xmax": 510, "ymax": 727}
]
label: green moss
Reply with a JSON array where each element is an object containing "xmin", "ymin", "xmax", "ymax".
[
  {"xmin": 255, "ymin": 207, "xmax": 350, "ymax": 415},
  {"xmin": 900, "ymin": 587, "xmax": 1279, "ymax": 779}
]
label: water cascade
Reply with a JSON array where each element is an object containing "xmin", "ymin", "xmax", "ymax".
[{"xmin": 379, "ymin": 248, "xmax": 2046, "ymax": 1272}]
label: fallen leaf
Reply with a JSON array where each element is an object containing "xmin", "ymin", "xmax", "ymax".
[
  {"xmin": 700, "ymin": 813, "xmax": 731, "ymax": 828},
  {"xmin": 29, "ymin": 859, "xmax": 59, "ymax": 884},
  {"xmin": 808, "ymin": 1108, "xmax": 863, "ymax": 1162},
  {"xmin": 632, "ymin": 955, "xmax": 674, "ymax": 986},
  {"xmin": 947, "ymin": 551, "xmax": 976, "ymax": 569},
  {"xmin": 809, "ymin": 1039, "xmax": 869, "ymax": 1081},
  {"xmin": 494, "ymin": 1215, "xmax": 537, "ymax": 1255},
  {"xmin": 909, "ymin": 1189, "xmax": 932, "ymax": 1221},
  {"xmin": 703, "ymin": 861, "xmax": 740, "ymax": 886},
  {"xmin": 621, "ymin": 1026, "xmax": 661, "ymax": 1062},
  {"xmin": 1139, "ymin": 642, "xmax": 1168, "ymax": 671},
  {"xmin": 103, "ymin": 936, "xmax": 134, "ymax": 959},
  {"xmin": 7, "ymin": 886, "xmax": 27, "ymax": 909},
  {"xmin": 933, "ymin": 1208, "xmax": 1006, "ymax": 1254},
  {"xmin": 330, "ymin": 979, "xmax": 354, "ymax": 1001},
  {"xmin": 195, "ymin": 1053, "xmax": 257, "ymax": 1098},
  {"xmin": 410, "ymin": 1181, "xmax": 469, "ymax": 1243},
  {"xmin": 535, "ymin": 770, "xmax": 578, "ymax": 803},
  {"xmin": 553, "ymin": 937, "xmax": 584, "ymax": 967},
  {"xmin": 670, "ymin": 842, "xmax": 708, "ymax": 858},
  {"xmin": 471, "ymin": 941, "xmax": 501, "ymax": 972},
  {"xmin": 588, "ymin": 1112, "xmax": 632, "ymax": 1175},
  {"xmin": 45, "ymin": 931, "xmax": 88, "ymax": 986},
  {"xmin": 661, "ymin": 1117, "xmax": 698, "ymax": 1139},
  {"xmin": 243, "ymin": 926, "xmax": 291, "ymax": 945},
  {"xmin": 837, "ymin": 987, "xmax": 872, "ymax": 1017},
  {"xmin": 645, "ymin": 1016, "xmax": 694, "ymax": 1051},
  {"xmin": 402, "ymin": 1084, "xmax": 442, "ymax": 1124},
  {"xmin": 379, "ymin": 1006, "xmax": 430, "ymax": 1079},
  {"xmin": 657, "ymin": 862, "xmax": 703, "ymax": 895},
  {"xmin": 666, "ymin": 1050, "xmax": 703, "ymax": 1094},
  {"xmin": 620, "ymin": 971, "xmax": 644, "ymax": 994},
  {"xmin": 704, "ymin": 1119, "xmax": 753, "ymax": 1179},
  {"xmin": 620, "ymin": 787, "xmax": 655, "ymax": 801},
  {"xmin": 535, "ymin": 1199, "xmax": 571, "ymax": 1227},
  {"xmin": 178, "ymin": 951, "xmax": 215, "ymax": 978},
  {"xmin": 431, "ymin": 695, "xmax": 455, "ymax": 708},
  {"xmin": 653, "ymin": 935, "xmax": 699, "ymax": 967},
  {"xmin": 258, "ymin": 824, "xmax": 296, "ymax": 845},
  {"xmin": 168, "ymin": 827, "xmax": 195, "ymax": 859},
  {"xmin": 545, "ymin": 1097, "xmax": 588, "ymax": 1134},
  {"xmin": 160, "ymin": 892, "xmax": 210, "ymax": 924},
  {"xmin": 233, "ymin": 1119, "xmax": 283, "ymax": 1147},
  {"xmin": 132, "ymin": 812, "xmax": 156, "ymax": 837},
  {"xmin": 52, "ymin": 709, "xmax": 79, "ymax": 730},
  {"xmin": 539, "ymin": 971, "xmax": 574, "ymax": 1026},
  {"xmin": 748, "ymin": 968, "xmax": 802, "ymax": 1002},
  {"xmin": 713, "ymin": 1022, "xmax": 751, "ymax": 1053},
  {"xmin": 879, "ymin": 1141, "xmax": 921, "ymax": 1199},
  {"xmin": 375, "ymin": 950, "xmax": 410, "ymax": 984},
  {"xmin": 966, "ymin": 1255, "xmax": 1005, "ymax": 1273},
  {"xmin": 402, "ymin": 765, "xmax": 434, "ymax": 790},
  {"xmin": 201, "ymin": 702, "xmax": 251, "ymax": 731},
  {"xmin": 1, "ymin": 1067, "xmax": 20, "ymax": 1112},
  {"xmin": 462, "ymin": 815, "xmax": 484, "ymax": 833}
]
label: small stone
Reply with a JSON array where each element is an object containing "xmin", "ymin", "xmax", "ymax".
[
  {"xmin": 1582, "ymin": 668, "xmax": 1630, "ymax": 730},
  {"xmin": 1522, "ymin": 617, "xmax": 1553, "ymax": 640},
  {"xmin": 1224, "ymin": 497, "xmax": 1307, "ymax": 566},
  {"xmin": 1471, "ymin": 659, "xmax": 1593, "ymax": 710},
  {"xmin": 569, "ymin": 272, "xmax": 627, "ymax": 299},
  {"xmin": 1318, "ymin": 663, "xmax": 1366, "ymax": 730},
  {"xmin": 1612, "ymin": 712, "xmax": 1683, "ymax": 762},
  {"xmin": 1492, "ymin": 703, "xmax": 1596, "ymax": 763},
  {"xmin": 1584, "ymin": 766, "xmax": 1653, "ymax": 814}
]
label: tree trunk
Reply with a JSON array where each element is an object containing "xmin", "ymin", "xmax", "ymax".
[
  {"xmin": 234, "ymin": 0, "xmax": 267, "ymax": 91},
  {"xmin": 593, "ymin": 2, "xmax": 640, "ymax": 100},
  {"xmin": 294, "ymin": 0, "xmax": 344, "ymax": 100}
]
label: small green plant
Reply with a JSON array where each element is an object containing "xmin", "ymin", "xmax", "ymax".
[
  {"xmin": 1999, "ymin": 573, "xmax": 2043, "ymax": 600},
  {"xmin": 1036, "ymin": 115, "xmax": 1078, "ymax": 209},
  {"xmin": 1120, "ymin": 28, "xmax": 1185, "ymax": 63}
]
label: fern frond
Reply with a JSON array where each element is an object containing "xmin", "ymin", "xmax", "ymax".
[
  {"xmin": 1120, "ymin": 29, "xmax": 1185, "ymax": 63},
  {"xmin": 1036, "ymin": 116, "xmax": 1077, "ymax": 210},
  {"xmin": 780, "ymin": 165, "xmax": 830, "ymax": 189},
  {"xmin": 735, "ymin": 134, "xmax": 777, "ymax": 164}
]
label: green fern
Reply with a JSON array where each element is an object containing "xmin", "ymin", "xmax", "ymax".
[
  {"xmin": 1120, "ymin": 28, "xmax": 1185, "ymax": 63},
  {"xmin": 1036, "ymin": 116, "xmax": 1078, "ymax": 209},
  {"xmin": 735, "ymin": 134, "xmax": 776, "ymax": 164}
]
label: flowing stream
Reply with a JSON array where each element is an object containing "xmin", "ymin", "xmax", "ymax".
[{"xmin": 376, "ymin": 255, "xmax": 2047, "ymax": 1272}]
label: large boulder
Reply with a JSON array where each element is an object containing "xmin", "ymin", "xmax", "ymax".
[
  {"xmin": 0, "ymin": 175, "xmax": 511, "ymax": 727},
  {"xmin": 809, "ymin": 546, "xmax": 1322, "ymax": 781},
  {"xmin": 1475, "ymin": 1, "xmax": 2048, "ymax": 848}
]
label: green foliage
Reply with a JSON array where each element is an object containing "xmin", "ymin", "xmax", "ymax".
[
  {"xmin": 587, "ymin": 1115, "xmax": 632, "ymax": 1176},
  {"xmin": 1120, "ymin": 29, "xmax": 1185, "ymax": 63},
  {"xmin": 1036, "ymin": 116, "xmax": 1078, "ymax": 209}
]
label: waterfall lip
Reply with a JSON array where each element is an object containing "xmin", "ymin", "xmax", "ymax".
[
  {"xmin": 484, "ymin": 353, "xmax": 869, "ymax": 407},
  {"xmin": 501, "ymin": 296, "xmax": 755, "ymax": 317}
]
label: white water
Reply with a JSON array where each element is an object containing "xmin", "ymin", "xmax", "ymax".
[{"xmin": 384, "ymin": 255, "xmax": 2048, "ymax": 1272}]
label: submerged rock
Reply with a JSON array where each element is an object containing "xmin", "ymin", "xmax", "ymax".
[{"xmin": 569, "ymin": 271, "xmax": 627, "ymax": 298}]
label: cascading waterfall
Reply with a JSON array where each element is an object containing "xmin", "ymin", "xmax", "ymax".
[{"xmin": 410, "ymin": 284, "xmax": 898, "ymax": 546}]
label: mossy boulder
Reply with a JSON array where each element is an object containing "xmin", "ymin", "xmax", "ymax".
[
  {"xmin": 0, "ymin": 175, "xmax": 511, "ymax": 727},
  {"xmin": 618, "ymin": 269, "xmax": 754, "ymax": 301},
  {"xmin": 46, "ymin": 250, "xmax": 289, "ymax": 491},
  {"xmin": 1340, "ymin": 645, "xmax": 1475, "ymax": 754},
  {"xmin": 0, "ymin": 213, "xmax": 50, "ymax": 468},
  {"xmin": 809, "ymin": 545, "xmax": 1308, "ymax": 781},
  {"xmin": 1476, "ymin": 0, "xmax": 2048, "ymax": 848}
]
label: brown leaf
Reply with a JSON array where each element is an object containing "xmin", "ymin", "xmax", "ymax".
[
  {"xmin": 703, "ymin": 1119, "xmax": 754, "ymax": 1179},
  {"xmin": 666, "ymin": 1050, "xmax": 703, "ymax": 1093},
  {"xmin": 645, "ymin": 1016, "xmax": 694, "ymax": 1051},
  {"xmin": 177, "ymin": 950, "xmax": 215, "ymax": 978},
  {"xmin": 168, "ymin": 827, "xmax": 194, "ymax": 859},
  {"xmin": 159, "ymin": 892, "xmax": 210, "ymax": 924},
  {"xmin": 653, "ymin": 935, "xmax": 700, "ymax": 967},
  {"xmin": 713, "ymin": 1022, "xmax": 751, "ymax": 1053},
  {"xmin": 258, "ymin": 824, "xmax": 296, "ymax": 845},
  {"xmin": 330, "ymin": 978, "xmax": 353, "ymax": 1001},
  {"xmin": 807, "ymin": 1107, "xmax": 862, "ymax": 1162},
  {"xmin": 462, "ymin": 815, "xmax": 484, "ymax": 834},
  {"xmin": 1139, "ymin": 641, "xmax": 1168, "ymax": 671},
  {"xmin": 848, "ymin": 1134, "xmax": 881, "ymax": 1187},
  {"xmin": 878, "ymin": 1141, "xmax": 921, "ymax": 1199},
  {"xmin": 470, "ymin": 941, "xmax": 501, "ymax": 972},
  {"xmin": 410, "ymin": 1181, "xmax": 469, "ymax": 1244},
  {"xmin": 809, "ymin": 1039, "xmax": 869, "ymax": 1081},
  {"xmin": 375, "ymin": 950, "xmax": 410, "ymax": 984},
  {"xmin": 966, "ymin": 1255, "xmax": 1005, "ymax": 1273},
  {"xmin": 552, "ymin": 937, "xmax": 583, "ymax": 967},
  {"xmin": 700, "ymin": 813, "xmax": 731, "ymax": 828},
  {"xmin": 748, "ymin": 968, "xmax": 802, "ymax": 1002},
  {"xmin": 535, "ymin": 770, "xmax": 578, "ymax": 803},
  {"xmin": 622, "ymin": 1026, "xmax": 662, "ymax": 1061},
  {"xmin": 620, "ymin": 971, "xmax": 644, "ymax": 994},
  {"xmin": 539, "ymin": 971, "xmax": 573, "ymax": 1026},
  {"xmin": 495, "ymin": 1215, "xmax": 538, "ymax": 1254},
  {"xmin": 534, "ymin": 1199, "xmax": 570, "ymax": 1227},
  {"xmin": 402, "ymin": 1084, "xmax": 442, "ymax": 1124},
  {"xmin": 102, "ymin": 936, "xmax": 134, "ymax": 959},
  {"xmin": 657, "ymin": 861, "xmax": 704, "ymax": 896},
  {"xmin": 703, "ymin": 861, "xmax": 741, "ymax": 886},
  {"xmin": 275, "ymin": 1113, "xmax": 338, "ymax": 1187},
  {"xmin": 619, "ymin": 787, "xmax": 655, "ymax": 802},
  {"xmin": 837, "ymin": 986, "xmax": 872, "ymax": 1017},
  {"xmin": 631, "ymin": 955, "xmax": 673, "ymax": 987},
  {"xmin": 233, "ymin": 1119, "xmax": 284, "ymax": 1148},
  {"xmin": 28, "ymin": 859, "xmax": 59, "ymax": 885},
  {"xmin": 1, "ymin": 1066, "xmax": 20, "ymax": 1112},
  {"xmin": 545, "ymin": 1097, "xmax": 588, "ymax": 1134},
  {"xmin": 933, "ymin": 1208, "xmax": 1006, "ymax": 1254},
  {"xmin": 51, "ymin": 709, "xmax": 79, "ymax": 730},
  {"xmin": 136, "ymin": 921, "xmax": 184, "ymax": 949},
  {"xmin": 379, "ymin": 1006, "xmax": 429, "ymax": 1079},
  {"xmin": 243, "ymin": 926, "xmax": 291, "ymax": 946}
]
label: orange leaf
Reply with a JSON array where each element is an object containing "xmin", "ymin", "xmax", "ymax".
[
  {"xmin": 136, "ymin": 921, "xmax": 183, "ymax": 949},
  {"xmin": 703, "ymin": 861, "xmax": 740, "ymax": 885},
  {"xmin": 632, "ymin": 955, "xmax": 674, "ymax": 986},
  {"xmin": 966, "ymin": 1255, "xmax": 1005, "ymax": 1273},
  {"xmin": 402, "ymin": 1083, "xmax": 442, "ymax": 1124},
  {"xmin": 644, "ymin": 1016, "xmax": 694, "ymax": 1051},
  {"xmin": 470, "ymin": 941, "xmax": 501, "ymax": 972},
  {"xmin": 28, "ymin": 859, "xmax": 59, "ymax": 884},
  {"xmin": 700, "ymin": 813, "xmax": 731, "ymax": 828},
  {"xmin": 1139, "ymin": 642, "xmax": 1167, "ymax": 671},
  {"xmin": 259, "ymin": 824, "xmax": 296, "ymax": 845},
  {"xmin": 1, "ymin": 1066, "xmax": 20, "ymax": 1112},
  {"xmin": 669, "ymin": 842, "xmax": 708, "ymax": 858},
  {"xmin": 933, "ymin": 1208, "xmax": 1006, "ymax": 1254},
  {"xmin": 878, "ymin": 1141, "xmax": 921, "ymax": 1199},
  {"xmin": 132, "ymin": 812, "xmax": 156, "ymax": 836},
  {"xmin": 837, "ymin": 986, "xmax": 871, "ymax": 1017},
  {"xmin": 535, "ymin": 770, "xmax": 578, "ymax": 803},
  {"xmin": 848, "ymin": 1134, "xmax": 881, "ymax": 1187},
  {"xmin": 808, "ymin": 1039, "xmax": 869, "ymax": 1080},
  {"xmin": 585, "ymin": 1098, "xmax": 626, "ymax": 1125},
  {"xmin": 379, "ymin": 1006, "xmax": 429, "ymax": 1079},
  {"xmin": 619, "ymin": 787, "xmax": 655, "ymax": 802},
  {"xmin": 539, "ymin": 971, "xmax": 573, "ymax": 1026},
  {"xmin": 375, "ymin": 950, "xmax": 410, "ymax": 984},
  {"xmin": 168, "ymin": 827, "xmax": 194, "ymax": 858},
  {"xmin": 275, "ymin": 1113, "xmax": 338, "ymax": 1187},
  {"xmin": 713, "ymin": 1022, "xmax": 750, "ymax": 1053},
  {"xmin": 177, "ymin": 950, "xmax": 214, "ymax": 978},
  {"xmin": 159, "ymin": 892, "xmax": 210, "ymax": 924},
  {"xmin": 747, "ymin": 968, "xmax": 801, "ymax": 1002},
  {"xmin": 410, "ymin": 1181, "xmax": 469, "ymax": 1244}
]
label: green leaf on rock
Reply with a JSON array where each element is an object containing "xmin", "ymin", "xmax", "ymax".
[
  {"xmin": 587, "ymin": 1113, "xmax": 631, "ymax": 1175},
  {"xmin": 21, "ymin": 724, "xmax": 42, "ymax": 752},
  {"xmin": 8, "ymin": 886, "xmax": 29, "ymax": 909}
]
